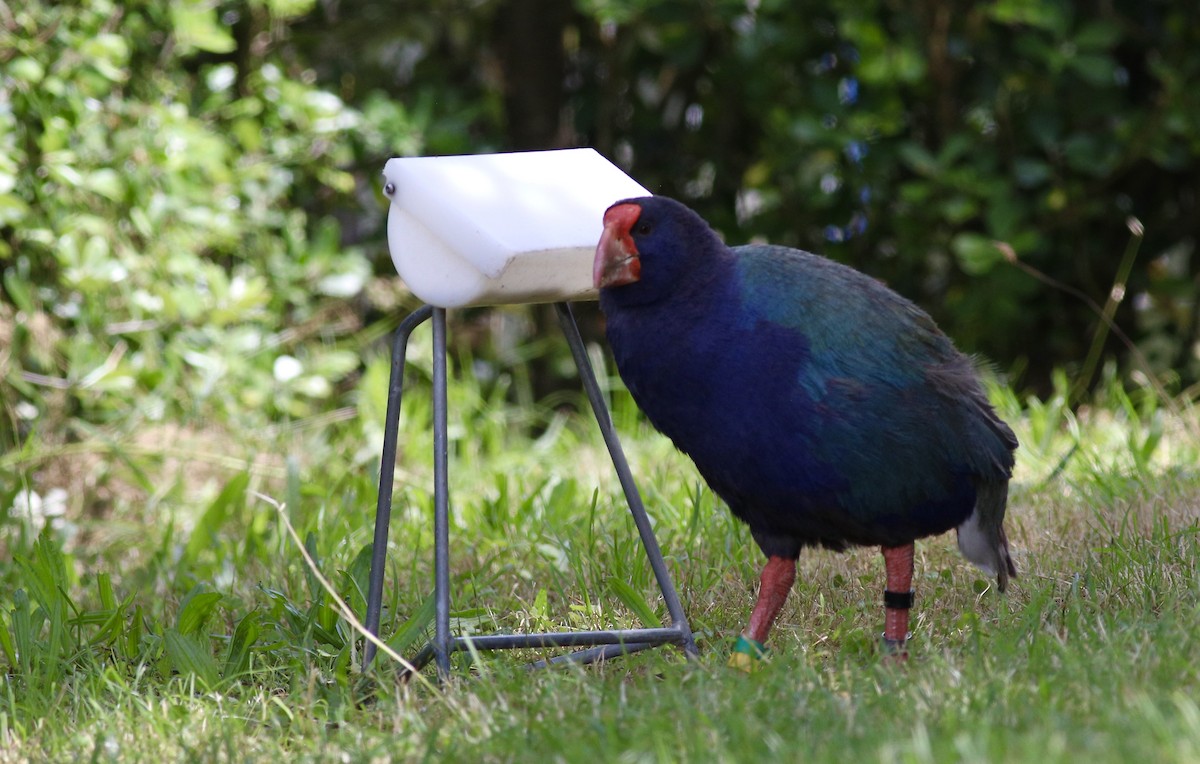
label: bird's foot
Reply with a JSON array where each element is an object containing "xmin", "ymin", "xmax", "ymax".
[{"xmin": 727, "ymin": 635, "xmax": 768, "ymax": 672}]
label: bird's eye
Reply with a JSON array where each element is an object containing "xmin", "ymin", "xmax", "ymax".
[{"xmin": 635, "ymin": 222, "xmax": 652, "ymax": 236}]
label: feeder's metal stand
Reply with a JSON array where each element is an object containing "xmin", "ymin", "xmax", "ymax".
[{"xmin": 362, "ymin": 302, "xmax": 698, "ymax": 677}]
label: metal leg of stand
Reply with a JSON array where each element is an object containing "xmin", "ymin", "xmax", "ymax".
[
  {"xmin": 365, "ymin": 302, "xmax": 696, "ymax": 678},
  {"xmin": 431, "ymin": 307, "xmax": 453, "ymax": 678},
  {"xmin": 553, "ymin": 302, "xmax": 699, "ymax": 657},
  {"xmin": 362, "ymin": 305, "xmax": 433, "ymax": 671},
  {"xmin": 528, "ymin": 641, "xmax": 658, "ymax": 670}
]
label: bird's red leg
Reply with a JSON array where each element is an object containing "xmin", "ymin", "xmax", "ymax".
[
  {"xmin": 881, "ymin": 543, "xmax": 915, "ymax": 659},
  {"xmin": 730, "ymin": 555, "xmax": 796, "ymax": 669},
  {"xmin": 747, "ymin": 555, "xmax": 797, "ymax": 642}
]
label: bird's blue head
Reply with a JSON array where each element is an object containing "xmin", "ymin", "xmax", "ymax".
[{"xmin": 593, "ymin": 196, "xmax": 728, "ymax": 307}]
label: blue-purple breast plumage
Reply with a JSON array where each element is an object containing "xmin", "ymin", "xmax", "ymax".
[{"xmin": 595, "ymin": 196, "xmax": 1018, "ymax": 589}]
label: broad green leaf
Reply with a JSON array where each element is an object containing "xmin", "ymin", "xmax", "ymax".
[
  {"xmin": 344, "ymin": 543, "xmax": 373, "ymax": 613},
  {"xmin": 3, "ymin": 268, "xmax": 35, "ymax": 312},
  {"xmin": 265, "ymin": 0, "xmax": 316, "ymax": 20},
  {"xmin": 385, "ymin": 594, "xmax": 437, "ymax": 656},
  {"xmin": 299, "ymin": 530, "xmax": 323, "ymax": 606},
  {"xmin": 85, "ymin": 169, "xmax": 125, "ymax": 202},
  {"xmin": 164, "ymin": 629, "xmax": 220, "ymax": 687},
  {"xmin": 897, "ymin": 142, "xmax": 938, "ymax": 175},
  {"xmin": 222, "ymin": 610, "xmax": 261, "ymax": 680},
  {"xmin": 0, "ymin": 607, "xmax": 16, "ymax": 668},
  {"xmin": 1069, "ymin": 54, "xmax": 1118, "ymax": 88},
  {"xmin": 7, "ymin": 57, "xmax": 44, "ymax": 83},
  {"xmin": 607, "ymin": 577, "xmax": 661, "ymax": 629},
  {"xmin": 989, "ymin": 0, "xmax": 1067, "ymax": 33},
  {"xmin": 1013, "ymin": 158, "xmax": 1052, "ymax": 188},
  {"xmin": 97, "ymin": 573, "xmax": 116, "ymax": 611},
  {"xmin": 1075, "ymin": 21, "xmax": 1122, "ymax": 51},
  {"xmin": 10, "ymin": 590, "xmax": 33, "ymax": 676},
  {"xmin": 125, "ymin": 604, "xmax": 144, "ymax": 660},
  {"xmin": 176, "ymin": 589, "xmax": 223, "ymax": 636},
  {"xmin": 170, "ymin": 2, "xmax": 236, "ymax": 55},
  {"xmin": 0, "ymin": 194, "xmax": 29, "ymax": 227},
  {"xmin": 184, "ymin": 471, "xmax": 250, "ymax": 563},
  {"xmin": 951, "ymin": 233, "xmax": 1006, "ymax": 276}
]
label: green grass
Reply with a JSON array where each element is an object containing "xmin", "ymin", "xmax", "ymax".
[{"xmin": 2, "ymin": 351, "xmax": 1199, "ymax": 762}]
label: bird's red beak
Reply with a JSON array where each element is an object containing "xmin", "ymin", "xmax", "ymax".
[{"xmin": 594, "ymin": 203, "xmax": 642, "ymax": 288}]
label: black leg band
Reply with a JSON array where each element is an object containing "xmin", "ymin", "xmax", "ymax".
[
  {"xmin": 881, "ymin": 635, "xmax": 908, "ymax": 654},
  {"xmin": 883, "ymin": 589, "xmax": 914, "ymax": 609}
]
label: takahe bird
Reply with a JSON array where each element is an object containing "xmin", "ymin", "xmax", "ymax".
[{"xmin": 593, "ymin": 196, "xmax": 1018, "ymax": 664}]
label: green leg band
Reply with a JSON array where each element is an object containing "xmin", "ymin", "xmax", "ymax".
[
  {"xmin": 728, "ymin": 635, "xmax": 768, "ymax": 670},
  {"xmin": 733, "ymin": 635, "xmax": 768, "ymax": 657}
]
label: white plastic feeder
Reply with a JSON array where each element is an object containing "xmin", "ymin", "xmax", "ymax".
[{"xmin": 381, "ymin": 148, "xmax": 650, "ymax": 308}]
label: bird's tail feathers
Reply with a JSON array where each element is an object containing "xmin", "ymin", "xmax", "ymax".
[{"xmin": 956, "ymin": 480, "xmax": 1017, "ymax": 592}]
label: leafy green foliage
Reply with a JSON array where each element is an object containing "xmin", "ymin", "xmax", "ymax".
[
  {"xmin": 0, "ymin": 0, "xmax": 407, "ymax": 448},
  {"xmin": 578, "ymin": 0, "xmax": 1200, "ymax": 386}
]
